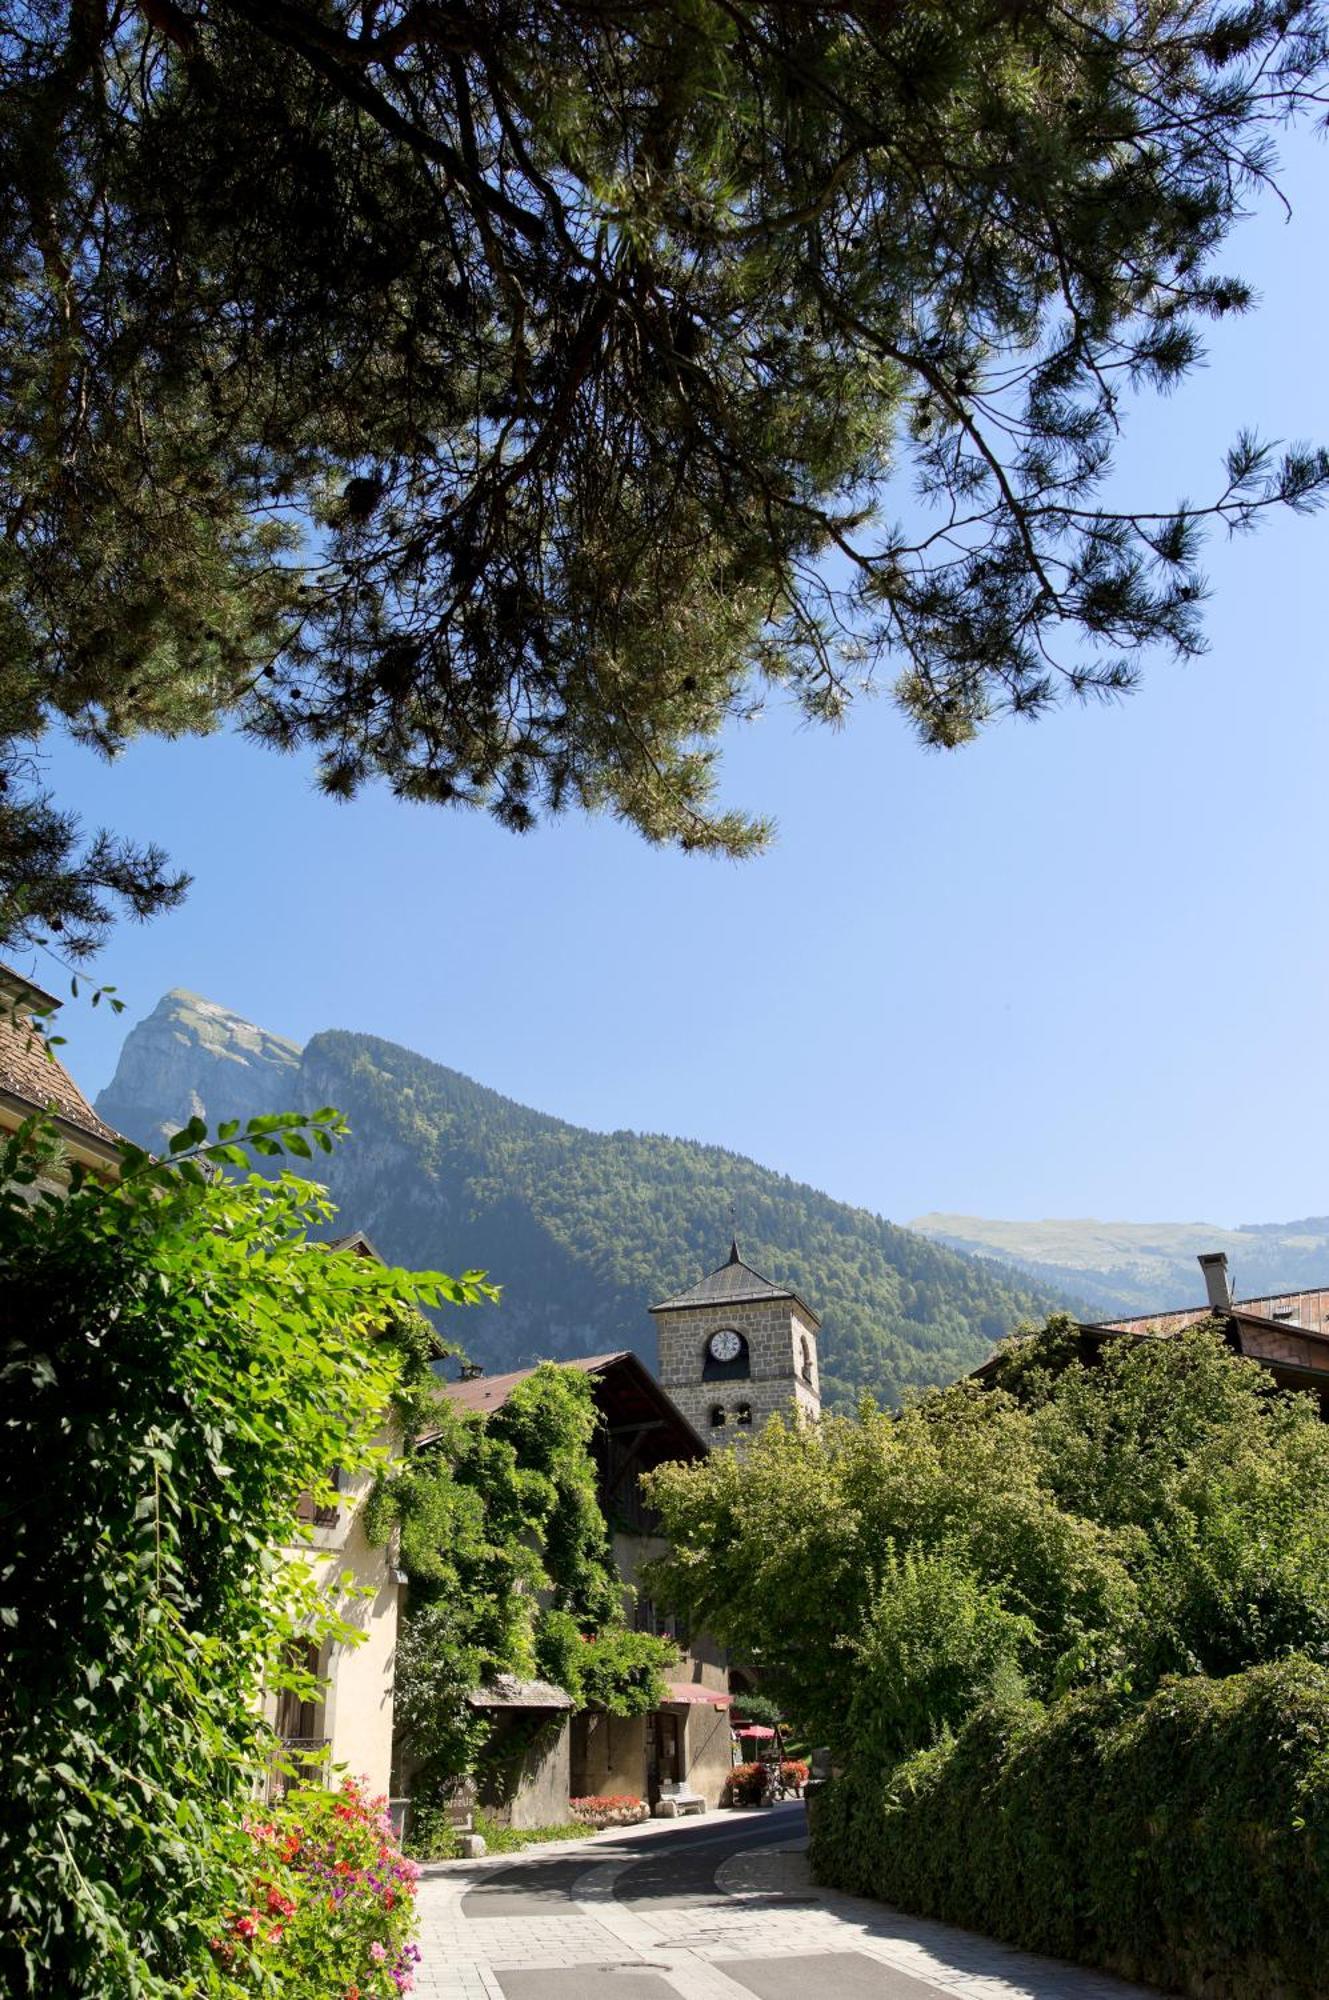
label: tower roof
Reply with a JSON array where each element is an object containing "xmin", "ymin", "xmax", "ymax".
[{"xmin": 650, "ymin": 1239, "xmax": 820, "ymax": 1326}]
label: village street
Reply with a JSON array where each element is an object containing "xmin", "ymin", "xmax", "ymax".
[{"xmin": 413, "ymin": 1804, "xmax": 1158, "ymax": 2000}]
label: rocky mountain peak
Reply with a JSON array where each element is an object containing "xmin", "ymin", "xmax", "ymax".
[{"xmin": 94, "ymin": 989, "xmax": 303, "ymax": 1151}]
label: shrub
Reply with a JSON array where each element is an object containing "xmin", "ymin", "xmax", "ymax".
[
  {"xmin": 809, "ymin": 1658, "xmax": 1329, "ymax": 2000},
  {"xmin": 780, "ymin": 1760, "xmax": 810, "ymax": 1792},
  {"xmin": 406, "ymin": 1807, "xmax": 585, "ymax": 1859},
  {"xmin": 214, "ymin": 1779, "xmax": 420, "ymax": 1998}
]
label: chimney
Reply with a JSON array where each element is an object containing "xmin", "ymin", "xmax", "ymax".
[
  {"xmin": 458, "ymin": 1361, "xmax": 485, "ymax": 1382},
  {"xmin": 1197, "ymin": 1253, "xmax": 1232, "ymax": 1313}
]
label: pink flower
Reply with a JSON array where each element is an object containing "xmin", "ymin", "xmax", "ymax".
[{"xmin": 370, "ymin": 1941, "xmax": 387, "ymax": 1962}]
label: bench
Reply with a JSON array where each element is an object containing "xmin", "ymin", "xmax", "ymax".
[{"xmin": 653, "ymin": 1782, "xmax": 706, "ymax": 1818}]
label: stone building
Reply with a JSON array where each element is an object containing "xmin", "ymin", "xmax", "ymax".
[{"xmin": 651, "ymin": 1240, "xmax": 821, "ymax": 1446}]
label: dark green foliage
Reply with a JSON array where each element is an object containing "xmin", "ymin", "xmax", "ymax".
[
  {"xmin": 293, "ymin": 1028, "xmax": 1068, "ymax": 1409},
  {"xmin": 5, "ymin": 3, "xmax": 1329, "ymax": 943},
  {"xmin": 810, "ymin": 1661, "xmax": 1329, "ymax": 2000}
]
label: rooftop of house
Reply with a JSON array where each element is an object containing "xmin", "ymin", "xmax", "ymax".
[
  {"xmin": 1089, "ymin": 1279, "xmax": 1329, "ymax": 1340},
  {"xmin": 650, "ymin": 1238, "xmax": 821, "ymax": 1326},
  {"xmin": 427, "ymin": 1348, "xmax": 707, "ymax": 1463},
  {"xmin": 0, "ymin": 961, "xmax": 122, "ymax": 1154},
  {"xmin": 978, "ymin": 1252, "xmax": 1329, "ymax": 1402}
]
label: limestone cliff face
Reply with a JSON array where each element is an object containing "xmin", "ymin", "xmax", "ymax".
[{"xmin": 94, "ymin": 989, "xmax": 303, "ymax": 1151}]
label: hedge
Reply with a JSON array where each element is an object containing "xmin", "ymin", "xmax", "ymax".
[{"xmin": 808, "ymin": 1656, "xmax": 1329, "ymax": 2000}]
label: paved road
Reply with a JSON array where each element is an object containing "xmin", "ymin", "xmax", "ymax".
[{"xmin": 414, "ymin": 1803, "xmax": 1159, "ymax": 2000}]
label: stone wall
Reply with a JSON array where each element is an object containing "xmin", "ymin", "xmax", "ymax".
[{"xmin": 478, "ymin": 1716, "xmax": 573, "ymax": 1829}]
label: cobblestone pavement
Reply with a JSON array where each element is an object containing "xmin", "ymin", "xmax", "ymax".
[{"xmin": 412, "ymin": 1803, "xmax": 1160, "ymax": 2000}]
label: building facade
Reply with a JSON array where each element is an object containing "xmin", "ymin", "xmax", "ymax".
[
  {"xmin": 270, "ymin": 1235, "xmax": 405, "ymax": 1807},
  {"xmin": 651, "ymin": 1240, "xmax": 821, "ymax": 1446}
]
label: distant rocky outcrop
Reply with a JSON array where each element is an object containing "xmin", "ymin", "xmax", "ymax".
[
  {"xmin": 95, "ymin": 988, "xmax": 303, "ymax": 1154},
  {"xmin": 96, "ymin": 993, "xmax": 1071, "ymax": 1410}
]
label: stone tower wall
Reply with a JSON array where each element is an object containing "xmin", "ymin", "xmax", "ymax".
[{"xmin": 653, "ymin": 1297, "xmax": 820, "ymax": 1448}]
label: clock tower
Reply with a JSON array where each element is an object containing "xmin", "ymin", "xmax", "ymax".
[{"xmin": 650, "ymin": 1240, "xmax": 821, "ymax": 1447}]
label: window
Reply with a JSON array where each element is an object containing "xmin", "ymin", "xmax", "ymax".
[
  {"xmin": 800, "ymin": 1336, "xmax": 814, "ymax": 1384},
  {"xmin": 1272, "ymin": 1308, "xmax": 1298, "ymax": 1324},
  {"xmin": 296, "ymin": 1465, "xmax": 341, "ymax": 1529},
  {"xmin": 635, "ymin": 1596, "xmax": 682, "ymax": 1641},
  {"xmin": 709, "ymin": 1404, "xmax": 727, "ymax": 1428},
  {"xmin": 735, "ymin": 1403, "xmax": 752, "ymax": 1427}
]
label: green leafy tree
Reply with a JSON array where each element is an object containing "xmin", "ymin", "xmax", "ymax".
[
  {"xmin": 646, "ymin": 1324, "xmax": 1329, "ymax": 1760},
  {"xmin": 5, "ymin": 1, "xmax": 1329, "ymax": 946},
  {"xmin": 848, "ymin": 1547, "xmax": 1035, "ymax": 1765},
  {"xmin": 1015, "ymin": 1320, "xmax": 1329, "ymax": 1681},
  {"xmin": 0, "ymin": 1108, "xmax": 485, "ymax": 1999},
  {"xmin": 644, "ymin": 1386, "xmax": 1133, "ymax": 1756}
]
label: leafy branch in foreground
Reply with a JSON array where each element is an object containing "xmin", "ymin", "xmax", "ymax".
[{"xmin": 2, "ymin": 0, "xmax": 1328, "ymax": 938}]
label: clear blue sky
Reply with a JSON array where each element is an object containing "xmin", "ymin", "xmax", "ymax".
[{"xmin": 33, "ymin": 125, "xmax": 1329, "ymax": 1232}]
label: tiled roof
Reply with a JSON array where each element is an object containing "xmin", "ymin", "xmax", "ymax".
[
  {"xmin": 650, "ymin": 1239, "xmax": 820, "ymax": 1325},
  {"xmin": 426, "ymin": 1349, "xmax": 708, "ymax": 1460},
  {"xmin": 438, "ymin": 1351, "xmax": 631, "ymax": 1417},
  {"xmin": 1092, "ymin": 1288, "xmax": 1329, "ymax": 1337},
  {"xmin": 0, "ymin": 963, "xmax": 121, "ymax": 1148}
]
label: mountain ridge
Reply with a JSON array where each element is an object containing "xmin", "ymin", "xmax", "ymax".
[
  {"xmin": 911, "ymin": 1211, "xmax": 1329, "ymax": 1318},
  {"xmin": 96, "ymin": 993, "xmax": 1074, "ymax": 1409}
]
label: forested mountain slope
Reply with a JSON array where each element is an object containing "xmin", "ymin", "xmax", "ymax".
[{"xmin": 98, "ymin": 996, "xmax": 1070, "ymax": 1409}]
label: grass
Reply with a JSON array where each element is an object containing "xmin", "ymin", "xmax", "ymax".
[{"xmin": 406, "ymin": 1808, "xmax": 589, "ymax": 1861}]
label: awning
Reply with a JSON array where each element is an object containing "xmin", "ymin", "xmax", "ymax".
[
  {"xmin": 663, "ymin": 1682, "xmax": 732, "ymax": 1708},
  {"xmin": 468, "ymin": 1675, "xmax": 573, "ymax": 1711},
  {"xmin": 734, "ymin": 1722, "xmax": 776, "ymax": 1739}
]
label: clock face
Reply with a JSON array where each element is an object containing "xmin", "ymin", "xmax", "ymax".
[{"xmin": 709, "ymin": 1328, "xmax": 743, "ymax": 1363}]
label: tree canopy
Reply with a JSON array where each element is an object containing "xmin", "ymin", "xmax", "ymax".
[
  {"xmin": 5, "ymin": 0, "xmax": 1329, "ymax": 948},
  {"xmin": 644, "ymin": 1320, "xmax": 1329, "ymax": 1761}
]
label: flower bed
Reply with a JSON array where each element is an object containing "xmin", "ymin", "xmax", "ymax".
[
  {"xmin": 213, "ymin": 1777, "xmax": 421, "ymax": 1997},
  {"xmin": 724, "ymin": 1762, "xmax": 767, "ymax": 1806},
  {"xmin": 569, "ymin": 1794, "xmax": 650, "ymax": 1829}
]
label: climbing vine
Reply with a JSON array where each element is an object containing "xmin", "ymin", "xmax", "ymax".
[
  {"xmin": 372, "ymin": 1365, "xmax": 675, "ymax": 1797},
  {"xmin": 0, "ymin": 1109, "xmax": 486, "ymax": 1998}
]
